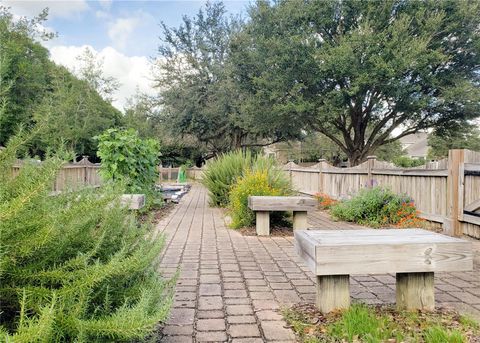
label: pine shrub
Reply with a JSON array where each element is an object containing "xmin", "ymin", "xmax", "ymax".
[{"xmin": 0, "ymin": 136, "xmax": 174, "ymax": 342}]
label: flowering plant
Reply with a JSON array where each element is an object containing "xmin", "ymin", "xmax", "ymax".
[{"xmin": 314, "ymin": 192, "xmax": 338, "ymax": 210}]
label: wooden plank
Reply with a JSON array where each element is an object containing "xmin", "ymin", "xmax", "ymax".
[
  {"xmin": 120, "ymin": 194, "xmax": 146, "ymax": 210},
  {"xmin": 464, "ymin": 163, "xmax": 480, "ymax": 173},
  {"xmin": 322, "ymin": 169, "xmax": 368, "ymax": 175},
  {"xmin": 419, "ymin": 212, "xmax": 445, "ymax": 224},
  {"xmin": 295, "ymin": 229, "xmax": 472, "ymax": 275},
  {"xmin": 463, "ymin": 213, "xmax": 480, "ymax": 226},
  {"xmin": 304, "ymin": 229, "xmax": 465, "ymax": 244},
  {"xmin": 458, "ymin": 160, "xmax": 465, "ymax": 221},
  {"xmin": 396, "ymin": 272, "xmax": 434, "ymax": 311},
  {"xmin": 447, "ymin": 149, "xmax": 465, "ymax": 236},
  {"xmin": 372, "ymin": 169, "xmax": 448, "ymax": 177},
  {"xmin": 248, "ymin": 196, "xmax": 316, "ymax": 211},
  {"xmin": 465, "ymin": 198, "xmax": 480, "ymax": 212},
  {"xmin": 294, "ymin": 231, "xmax": 317, "ymax": 273},
  {"xmin": 290, "ymin": 168, "xmax": 322, "ymax": 174}
]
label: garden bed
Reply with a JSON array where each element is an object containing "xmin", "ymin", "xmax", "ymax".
[
  {"xmin": 283, "ymin": 303, "xmax": 479, "ymax": 343},
  {"xmin": 138, "ymin": 201, "xmax": 176, "ymax": 225},
  {"xmin": 239, "ymin": 224, "xmax": 293, "ymax": 237}
]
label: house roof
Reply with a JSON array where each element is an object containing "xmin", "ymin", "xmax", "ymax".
[{"xmin": 399, "ymin": 132, "xmax": 429, "ymax": 158}]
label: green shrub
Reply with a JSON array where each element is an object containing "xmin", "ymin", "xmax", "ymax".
[
  {"xmin": 96, "ymin": 128, "xmax": 160, "ymax": 193},
  {"xmin": 0, "ymin": 136, "xmax": 174, "ymax": 341},
  {"xmin": 331, "ymin": 187, "xmax": 424, "ymax": 228},
  {"xmin": 201, "ymin": 150, "xmax": 253, "ymax": 207},
  {"xmin": 229, "ymin": 156, "xmax": 292, "ymax": 229},
  {"xmin": 393, "ymin": 156, "xmax": 426, "ymax": 168}
]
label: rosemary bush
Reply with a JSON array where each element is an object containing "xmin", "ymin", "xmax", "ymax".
[{"xmin": 0, "ymin": 136, "xmax": 174, "ymax": 342}]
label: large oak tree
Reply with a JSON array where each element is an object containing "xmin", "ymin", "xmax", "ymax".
[{"xmin": 231, "ymin": 0, "xmax": 480, "ymax": 165}]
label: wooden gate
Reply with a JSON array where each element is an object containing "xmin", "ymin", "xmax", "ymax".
[{"xmin": 455, "ymin": 150, "xmax": 480, "ymax": 238}]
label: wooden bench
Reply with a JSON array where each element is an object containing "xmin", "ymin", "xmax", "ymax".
[
  {"xmin": 295, "ymin": 229, "xmax": 473, "ymax": 313},
  {"xmin": 248, "ymin": 196, "xmax": 317, "ymax": 236},
  {"xmin": 120, "ymin": 194, "xmax": 146, "ymax": 210}
]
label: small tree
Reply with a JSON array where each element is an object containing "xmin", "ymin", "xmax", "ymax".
[
  {"xmin": 75, "ymin": 47, "xmax": 120, "ymax": 103},
  {"xmin": 96, "ymin": 128, "xmax": 160, "ymax": 192}
]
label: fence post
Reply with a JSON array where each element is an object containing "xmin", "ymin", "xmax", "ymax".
[
  {"xmin": 288, "ymin": 159, "xmax": 293, "ymax": 185},
  {"xmin": 446, "ymin": 149, "xmax": 464, "ymax": 237},
  {"xmin": 80, "ymin": 155, "xmax": 89, "ymax": 186},
  {"xmin": 157, "ymin": 165, "xmax": 162, "ymax": 183},
  {"xmin": 366, "ymin": 156, "xmax": 377, "ymax": 187},
  {"xmin": 318, "ymin": 159, "xmax": 326, "ymax": 193}
]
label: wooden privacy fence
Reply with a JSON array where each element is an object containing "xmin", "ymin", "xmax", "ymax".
[
  {"xmin": 11, "ymin": 150, "xmax": 479, "ymax": 239},
  {"xmin": 158, "ymin": 166, "xmax": 204, "ymax": 182},
  {"xmin": 285, "ymin": 149, "xmax": 480, "ymax": 239},
  {"xmin": 12, "ymin": 157, "xmax": 102, "ymax": 192},
  {"xmin": 12, "ymin": 158, "xmax": 204, "ymax": 192}
]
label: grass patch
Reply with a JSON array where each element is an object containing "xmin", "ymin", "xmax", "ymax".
[{"xmin": 283, "ymin": 303, "xmax": 479, "ymax": 343}]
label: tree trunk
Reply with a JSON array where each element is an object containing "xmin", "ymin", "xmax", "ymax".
[{"xmin": 347, "ymin": 149, "xmax": 369, "ymax": 166}]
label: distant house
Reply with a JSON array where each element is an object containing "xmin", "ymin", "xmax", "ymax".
[
  {"xmin": 263, "ymin": 141, "xmax": 301, "ymax": 164},
  {"xmin": 399, "ymin": 132, "xmax": 429, "ymax": 159}
]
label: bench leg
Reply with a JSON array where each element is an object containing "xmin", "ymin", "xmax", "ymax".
[
  {"xmin": 396, "ymin": 272, "xmax": 434, "ymax": 311},
  {"xmin": 256, "ymin": 211, "xmax": 270, "ymax": 236},
  {"xmin": 316, "ymin": 275, "xmax": 350, "ymax": 313},
  {"xmin": 292, "ymin": 211, "xmax": 308, "ymax": 230}
]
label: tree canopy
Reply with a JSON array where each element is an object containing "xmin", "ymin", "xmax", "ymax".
[
  {"xmin": 428, "ymin": 124, "xmax": 480, "ymax": 159},
  {"xmin": 229, "ymin": 0, "xmax": 480, "ymax": 165},
  {"xmin": 0, "ymin": 7, "xmax": 122, "ymax": 159}
]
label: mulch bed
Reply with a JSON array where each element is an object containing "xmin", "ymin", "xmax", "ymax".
[
  {"xmin": 285, "ymin": 303, "xmax": 480, "ymax": 343},
  {"xmin": 151, "ymin": 202, "xmax": 176, "ymax": 225},
  {"xmin": 239, "ymin": 225, "xmax": 294, "ymax": 237},
  {"xmin": 138, "ymin": 202, "xmax": 176, "ymax": 226}
]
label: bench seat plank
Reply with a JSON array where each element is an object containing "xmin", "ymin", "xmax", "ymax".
[
  {"xmin": 295, "ymin": 229, "xmax": 473, "ymax": 276},
  {"xmin": 248, "ymin": 196, "xmax": 316, "ymax": 212}
]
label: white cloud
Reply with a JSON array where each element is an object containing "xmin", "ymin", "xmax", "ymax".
[
  {"xmin": 106, "ymin": 10, "xmax": 155, "ymax": 53},
  {"xmin": 1, "ymin": 0, "xmax": 89, "ymax": 19},
  {"xmin": 98, "ymin": 0, "xmax": 112, "ymax": 10},
  {"xmin": 95, "ymin": 10, "xmax": 110, "ymax": 19},
  {"xmin": 49, "ymin": 44, "xmax": 156, "ymax": 111},
  {"xmin": 107, "ymin": 16, "xmax": 140, "ymax": 51}
]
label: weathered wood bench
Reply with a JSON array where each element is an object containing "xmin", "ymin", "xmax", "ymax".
[
  {"xmin": 295, "ymin": 229, "xmax": 473, "ymax": 313},
  {"xmin": 120, "ymin": 194, "xmax": 146, "ymax": 210},
  {"xmin": 248, "ymin": 196, "xmax": 317, "ymax": 236}
]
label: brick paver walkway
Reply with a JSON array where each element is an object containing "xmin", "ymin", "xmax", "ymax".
[{"xmin": 157, "ymin": 185, "xmax": 480, "ymax": 342}]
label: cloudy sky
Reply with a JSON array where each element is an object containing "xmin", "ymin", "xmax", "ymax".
[{"xmin": 2, "ymin": 0, "xmax": 250, "ymax": 110}]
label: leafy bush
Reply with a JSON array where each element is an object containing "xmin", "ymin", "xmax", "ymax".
[
  {"xmin": 0, "ymin": 136, "xmax": 174, "ymax": 341},
  {"xmin": 393, "ymin": 156, "xmax": 426, "ymax": 168},
  {"xmin": 314, "ymin": 193, "xmax": 337, "ymax": 210},
  {"xmin": 96, "ymin": 128, "xmax": 160, "ymax": 192},
  {"xmin": 229, "ymin": 156, "xmax": 292, "ymax": 229},
  {"xmin": 331, "ymin": 187, "xmax": 424, "ymax": 228},
  {"xmin": 201, "ymin": 150, "xmax": 253, "ymax": 207}
]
